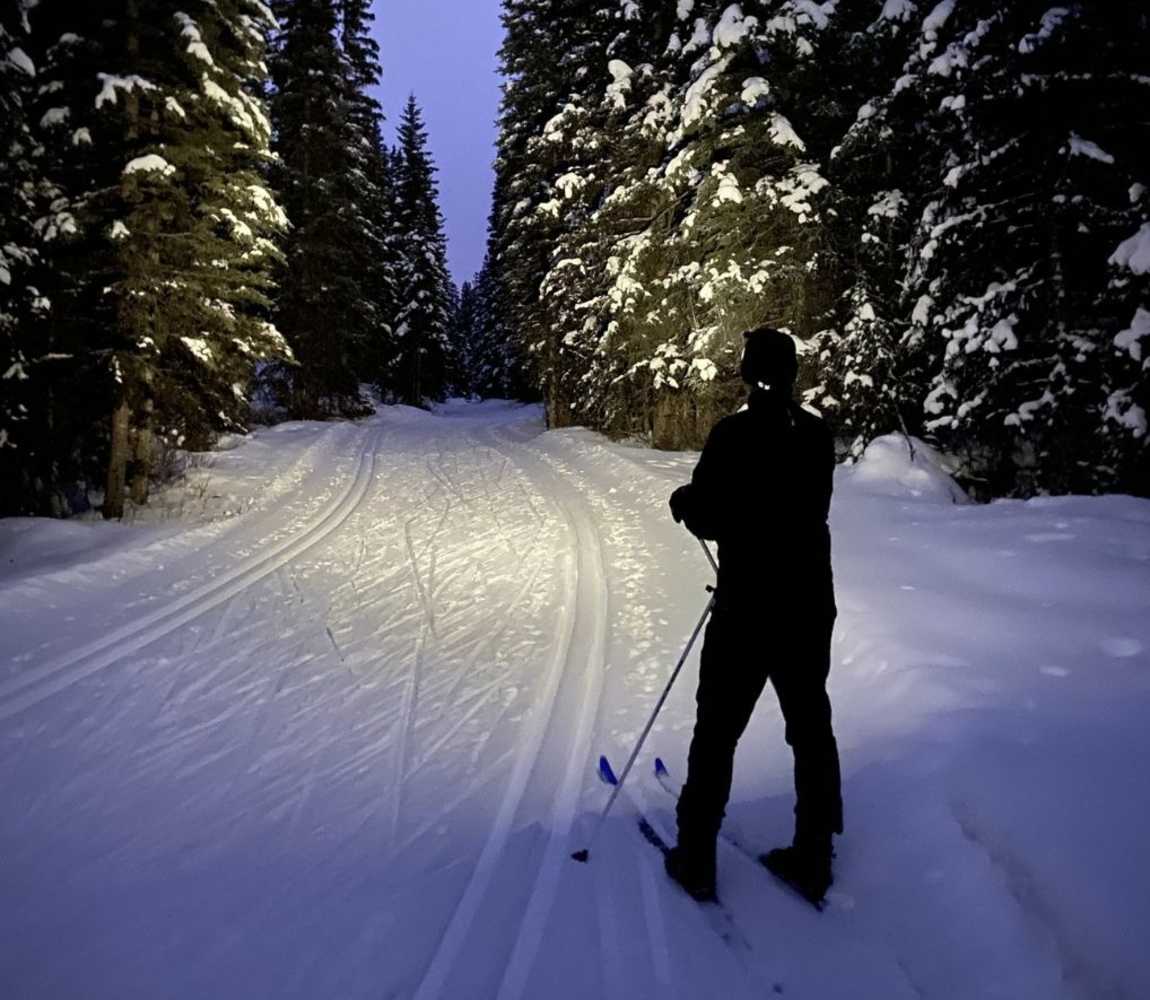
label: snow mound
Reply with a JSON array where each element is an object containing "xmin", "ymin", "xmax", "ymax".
[
  {"xmin": 844, "ymin": 433, "xmax": 968, "ymax": 503},
  {"xmin": 0, "ymin": 517, "xmax": 145, "ymax": 584}
]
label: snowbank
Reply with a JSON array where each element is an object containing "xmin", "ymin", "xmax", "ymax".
[{"xmin": 842, "ymin": 432, "xmax": 969, "ymax": 503}]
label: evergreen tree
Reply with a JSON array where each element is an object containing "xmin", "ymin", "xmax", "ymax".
[
  {"xmin": 467, "ymin": 252, "xmax": 531, "ymax": 399},
  {"xmin": 812, "ymin": 2, "xmax": 939, "ymax": 457},
  {"xmin": 902, "ymin": 3, "xmax": 1148, "ymax": 496},
  {"xmin": 0, "ymin": 0, "xmax": 51, "ymax": 514},
  {"xmin": 392, "ymin": 95, "xmax": 454, "ymax": 406},
  {"xmin": 268, "ymin": 0, "xmax": 372, "ymax": 418},
  {"xmin": 491, "ymin": 0, "xmax": 1147, "ymax": 495},
  {"xmin": 28, "ymin": 0, "xmax": 289, "ymax": 518},
  {"xmin": 336, "ymin": 0, "xmax": 397, "ymax": 387},
  {"xmin": 454, "ymin": 280, "xmax": 479, "ymax": 397}
]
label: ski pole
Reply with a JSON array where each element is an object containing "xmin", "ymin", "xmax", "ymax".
[
  {"xmin": 699, "ymin": 538, "xmax": 718, "ymax": 575},
  {"xmin": 572, "ymin": 586, "xmax": 716, "ymax": 864}
]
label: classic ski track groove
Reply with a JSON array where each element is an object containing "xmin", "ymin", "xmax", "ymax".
[
  {"xmin": 410, "ymin": 425, "xmax": 605, "ymax": 1000},
  {"xmin": 493, "ymin": 426, "xmax": 609, "ymax": 1000},
  {"xmin": 408, "ymin": 558, "xmax": 550, "ymax": 778},
  {"xmin": 0, "ymin": 424, "xmax": 384, "ymax": 721},
  {"xmin": 387, "ymin": 444, "xmax": 463, "ymax": 846}
]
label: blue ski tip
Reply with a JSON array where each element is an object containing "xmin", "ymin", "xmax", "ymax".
[
  {"xmin": 598, "ymin": 755, "xmax": 619, "ymax": 786},
  {"xmin": 654, "ymin": 758, "xmax": 668, "ymax": 776}
]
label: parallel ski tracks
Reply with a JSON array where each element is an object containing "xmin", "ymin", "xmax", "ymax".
[
  {"xmin": 411, "ymin": 425, "xmax": 609, "ymax": 1000},
  {"xmin": 0, "ymin": 424, "xmax": 384, "ymax": 722}
]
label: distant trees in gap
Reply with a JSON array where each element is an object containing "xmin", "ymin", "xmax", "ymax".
[
  {"xmin": 0, "ymin": 0, "xmax": 458, "ymax": 518},
  {"xmin": 482, "ymin": 0, "xmax": 1148, "ymax": 498}
]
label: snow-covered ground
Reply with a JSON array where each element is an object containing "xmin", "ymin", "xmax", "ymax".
[{"xmin": 2, "ymin": 400, "xmax": 1148, "ymax": 1000}]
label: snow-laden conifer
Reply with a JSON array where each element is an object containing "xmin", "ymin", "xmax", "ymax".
[
  {"xmin": 268, "ymin": 0, "xmax": 374, "ymax": 418},
  {"xmin": 0, "ymin": 0, "xmax": 63, "ymax": 514},
  {"xmin": 391, "ymin": 95, "xmax": 454, "ymax": 405},
  {"xmin": 25, "ymin": 0, "xmax": 288, "ymax": 517}
]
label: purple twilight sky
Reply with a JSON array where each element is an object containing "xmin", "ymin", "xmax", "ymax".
[{"xmin": 372, "ymin": 1, "xmax": 506, "ymax": 287}]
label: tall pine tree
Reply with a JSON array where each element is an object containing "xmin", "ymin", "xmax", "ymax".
[
  {"xmin": 28, "ymin": 0, "xmax": 289, "ymax": 517},
  {"xmin": 392, "ymin": 95, "xmax": 454, "ymax": 406},
  {"xmin": 268, "ymin": 0, "xmax": 373, "ymax": 418},
  {"xmin": 0, "ymin": 0, "xmax": 51, "ymax": 514}
]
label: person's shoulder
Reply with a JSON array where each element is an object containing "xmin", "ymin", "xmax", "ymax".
[
  {"xmin": 793, "ymin": 402, "xmax": 831, "ymax": 436},
  {"xmin": 708, "ymin": 411, "xmax": 745, "ymax": 440}
]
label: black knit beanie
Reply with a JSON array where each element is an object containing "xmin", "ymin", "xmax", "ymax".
[{"xmin": 740, "ymin": 326, "xmax": 797, "ymax": 389}]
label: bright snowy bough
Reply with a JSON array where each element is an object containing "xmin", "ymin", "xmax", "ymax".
[
  {"xmin": 123, "ymin": 154, "xmax": 176, "ymax": 178},
  {"xmin": 1110, "ymin": 222, "xmax": 1150, "ymax": 275}
]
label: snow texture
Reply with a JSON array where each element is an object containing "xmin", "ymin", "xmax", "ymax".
[
  {"xmin": 1, "ymin": 403, "xmax": 1148, "ymax": 1000},
  {"xmin": 878, "ymin": 0, "xmax": 915, "ymax": 22},
  {"xmin": 174, "ymin": 13, "xmax": 214, "ymax": 66},
  {"xmin": 740, "ymin": 77, "xmax": 770, "ymax": 106},
  {"xmin": 607, "ymin": 60, "xmax": 634, "ymax": 109},
  {"xmin": 1110, "ymin": 222, "xmax": 1150, "ymax": 275},
  {"xmin": 1114, "ymin": 306, "xmax": 1150, "ymax": 362},
  {"xmin": 767, "ymin": 112, "xmax": 806, "ymax": 150},
  {"xmin": 714, "ymin": 5, "xmax": 757, "ymax": 49},
  {"xmin": 1019, "ymin": 7, "xmax": 1071, "ymax": 55},
  {"xmin": 95, "ymin": 73, "xmax": 156, "ymax": 110},
  {"xmin": 682, "ymin": 55, "xmax": 732, "ymax": 128},
  {"xmin": 39, "ymin": 106, "xmax": 69, "ymax": 128},
  {"xmin": 6, "ymin": 46, "xmax": 34, "ymax": 76},
  {"xmin": 123, "ymin": 154, "xmax": 176, "ymax": 177},
  {"xmin": 1068, "ymin": 133, "xmax": 1114, "ymax": 165}
]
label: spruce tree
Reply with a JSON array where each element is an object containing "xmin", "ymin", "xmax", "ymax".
[
  {"xmin": 28, "ymin": 0, "xmax": 288, "ymax": 517},
  {"xmin": 453, "ymin": 279, "xmax": 479, "ymax": 398},
  {"xmin": 336, "ymin": 0, "xmax": 397, "ymax": 388},
  {"xmin": 0, "ymin": 0, "xmax": 50, "ymax": 514},
  {"xmin": 268, "ymin": 0, "xmax": 371, "ymax": 418},
  {"xmin": 466, "ymin": 253, "xmax": 529, "ymax": 399},
  {"xmin": 904, "ymin": 2, "xmax": 1148, "ymax": 496},
  {"xmin": 490, "ymin": 0, "xmax": 606, "ymax": 422},
  {"xmin": 812, "ymin": 3, "xmax": 938, "ymax": 456},
  {"xmin": 392, "ymin": 95, "xmax": 454, "ymax": 406}
]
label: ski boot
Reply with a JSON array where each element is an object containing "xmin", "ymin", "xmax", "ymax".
[
  {"xmin": 664, "ymin": 836, "xmax": 717, "ymax": 903},
  {"xmin": 760, "ymin": 837, "xmax": 833, "ymax": 909}
]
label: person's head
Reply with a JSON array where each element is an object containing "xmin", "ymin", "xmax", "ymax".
[{"xmin": 740, "ymin": 326, "xmax": 797, "ymax": 391}]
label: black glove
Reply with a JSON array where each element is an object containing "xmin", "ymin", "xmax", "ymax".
[{"xmin": 669, "ymin": 484, "xmax": 692, "ymax": 524}]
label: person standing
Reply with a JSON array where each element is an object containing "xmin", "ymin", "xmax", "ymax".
[{"xmin": 666, "ymin": 326, "xmax": 843, "ymax": 907}]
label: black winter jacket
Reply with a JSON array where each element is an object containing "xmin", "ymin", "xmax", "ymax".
[{"xmin": 674, "ymin": 388, "xmax": 836, "ymax": 615}]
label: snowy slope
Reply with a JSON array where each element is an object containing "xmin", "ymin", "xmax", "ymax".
[{"xmin": 2, "ymin": 401, "xmax": 1148, "ymax": 1000}]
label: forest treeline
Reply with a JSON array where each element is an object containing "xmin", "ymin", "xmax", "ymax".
[
  {"xmin": 472, "ymin": 0, "xmax": 1148, "ymax": 498},
  {"xmin": 1, "ymin": 0, "xmax": 455, "ymax": 518},
  {"xmin": 3, "ymin": 1, "xmax": 1148, "ymax": 519}
]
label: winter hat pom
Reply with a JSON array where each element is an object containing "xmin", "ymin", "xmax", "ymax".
[{"xmin": 740, "ymin": 326, "xmax": 797, "ymax": 388}]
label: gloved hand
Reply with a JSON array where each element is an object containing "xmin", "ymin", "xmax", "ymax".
[{"xmin": 669, "ymin": 484, "xmax": 693, "ymax": 524}]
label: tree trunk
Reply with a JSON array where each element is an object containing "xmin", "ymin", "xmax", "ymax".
[
  {"xmin": 104, "ymin": 399, "xmax": 131, "ymax": 520},
  {"xmin": 129, "ymin": 396, "xmax": 154, "ymax": 505}
]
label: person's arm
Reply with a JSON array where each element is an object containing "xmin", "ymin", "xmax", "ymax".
[
  {"xmin": 818, "ymin": 418, "xmax": 834, "ymax": 522},
  {"xmin": 669, "ymin": 422, "xmax": 728, "ymax": 540}
]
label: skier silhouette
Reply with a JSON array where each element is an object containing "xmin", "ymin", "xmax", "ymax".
[{"xmin": 666, "ymin": 326, "xmax": 843, "ymax": 906}]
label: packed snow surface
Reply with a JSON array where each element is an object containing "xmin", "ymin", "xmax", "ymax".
[{"xmin": 2, "ymin": 401, "xmax": 1148, "ymax": 999}]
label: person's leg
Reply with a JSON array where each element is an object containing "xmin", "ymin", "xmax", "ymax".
[
  {"xmin": 762, "ymin": 615, "xmax": 841, "ymax": 903},
  {"xmin": 770, "ymin": 614, "xmax": 842, "ymax": 847},
  {"xmin": 671, "ymin": 612, "xmax": 769, "ymax": 897}
]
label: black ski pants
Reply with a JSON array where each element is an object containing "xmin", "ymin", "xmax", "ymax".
[{"xmin": 675, "ymin": 604, "xmax": 843, "ymax": 849}]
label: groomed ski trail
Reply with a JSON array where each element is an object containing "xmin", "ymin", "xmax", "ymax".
[
  {"xmin": 0, "ymin": 423, "xmax": 383, "ymax": 721},
  {"xmin": 411, "ymin": 423, "xmax": 609, "ymax": 1000},
  {"xmin": 3, "ymin": 400, "xmax": 1129, "ymax": 1000}
]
